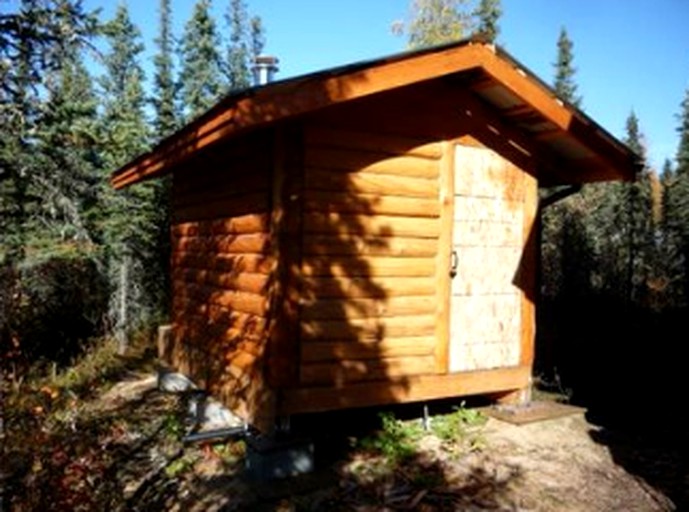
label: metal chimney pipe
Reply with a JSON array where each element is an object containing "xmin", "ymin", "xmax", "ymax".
[{"xmin": 252, "ymin": 55, "xmax": 279, "ymax": 86}]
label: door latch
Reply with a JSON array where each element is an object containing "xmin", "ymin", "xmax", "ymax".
[{"xmin": 450, "ymin": 249, "xmax": 458, "ymax": 278}]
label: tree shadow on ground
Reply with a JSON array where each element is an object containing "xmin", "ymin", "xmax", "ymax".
[
  {"xmin": 5, "ymin": 365, "xmax": 527, "ymax": 511},
  {"xmin": 538, "ymin": 293, "xmax": 689, "ymax": 510}
]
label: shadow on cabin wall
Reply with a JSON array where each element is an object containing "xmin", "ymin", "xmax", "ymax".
[{"xmin": 166, "ymin": 76, "xmax": 467, "ymax": 427}]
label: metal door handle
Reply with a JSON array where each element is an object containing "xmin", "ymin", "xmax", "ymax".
[{"xmin": 450, "ymin": 250, "xmax": 458, "ymax": 278}]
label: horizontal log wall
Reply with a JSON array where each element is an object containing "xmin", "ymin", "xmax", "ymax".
[
  {"xmin": 168, "ymin": 131, "xmax": 274, "ymax": 423},
  {"xmin": 299, "ymin": 124, "xmax": 443, "ymax": 387}
]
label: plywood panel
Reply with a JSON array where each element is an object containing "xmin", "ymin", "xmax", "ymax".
[
  {"xmin": 450, "ymin": 294, "xmax": 521, "ymax": 344},
  {"xmin": 306, "ymin": 148, "xmax": 439, "ymax": 179},
  {"xmin": 454, "ymin": 196, "xmax": 523, "ymax": 222},
  {"xmin": 453, "ymin": 218, "xmax": 523, "ymax": 248},
  {"xmin": 450, "ymin": 144, "xmax": 525, "ymax": 373},
  {"xmin": 451, "ymin": 247, "xmax": 523, "ymax": 295},
  {"xmin": 454, "ymin": 134, "xmax": 524, "ymax": 201},
  {"xmin": 450, "ymin": 341, "xmax": 520, "ymax": 373}
]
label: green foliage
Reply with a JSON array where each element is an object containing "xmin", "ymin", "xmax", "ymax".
[
  {"xmin": 663, "ymin": 87, "xmax": 689, "ymax": 304},
  {"xmin": 401, "ymin": 0, "xmax": 472, "ymax": 49},
  {"xmin": 553, "ymin": 27, "xmax": 581, "ymax": 107},
  {"xmin": 99, "ymin": 4, "xmax": 149, "ymax": 170},
  {"xmin": 179, "ymin": 0, "xmax": 224, "ymax": 119},
  {"xmin": 0, "ymin": 0, "xmax": 99, "ymax": 265},
  {"xmin": 472, "ymin": 0, "xmax": 501, "ymax": 42},
  {"xmin": 225, "ymin": 0, "xmax": 250, "ymax": 90},
  {"xmin": 152, "ymin": 0, "xmax": 179, "ymax": 138},
  {"xmin": 431, "ymin": 403, "xmax": 487, "ymax": 442},
  {"xmin": 0, "ymin": 1, "xmax": 104, "ymax": 385},
  {"xmin": 360, "ymin": 407, "xmax": 487, "ymax": 466},
  {"xmin": 360, "ymin": 412, "xmax": 424, "ymax": 463}
]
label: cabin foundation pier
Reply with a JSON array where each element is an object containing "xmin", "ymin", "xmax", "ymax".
[{"xmin": 245, "ymin": 435, "xmax": 315, "ymax": 481}]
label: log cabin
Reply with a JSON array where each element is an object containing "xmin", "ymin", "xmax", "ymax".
[{"xmin": 112, "ymin": 39, "xmax": 639, "ymax": 431}]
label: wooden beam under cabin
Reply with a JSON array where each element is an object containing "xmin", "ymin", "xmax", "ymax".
[{"xmin": 279, "ymin": 365, "xmax": 532, "ymax": 415}]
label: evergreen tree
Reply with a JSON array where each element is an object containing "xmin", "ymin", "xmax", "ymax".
[
  {"xmin": 99, "ymin": 4, "xmax": 159, "ymax": 350},
  {"xmin": 152, "ymin": 0, "xmax": 178, "ymax": 138},
  {"xmin": 0, "ymin": 0, "xmax": 96, "ymax": 264},
  {"xmin": 99, "ymin": 4, "xmax": 149, "ymax": 168},
  {"xmin": 0, "ymin": 0, "xmax": 101, "ymax": 378},
  {"xmin": 226, "ymin": 0, "xmax": 250, "ymax": 90},
  {"xmin": 664, "ymin": 87, "xmax": 689, "ymax": 306},
  {"xmin": 150, "ymin": 0, "xmax": 178, "ymax": 320},
  {"xmin": 34, "ymin": 52, "xmax": 101, "ymax": 252},
  {"xmin": 541, "ymin": 26, "xmax": 586, "ymax": 300},
  {"xmin": 553, "ymin": 27, "xmax": 581, "ymax": 107},
  {"xmin": 179, "ymin": 0, "xmax": 224, "ymax": 119},
  {"xmin": 676, "ymin": 87, "xmax": 689, "ymax": 178},
  {"xmin": 622, "ymin": 111, "xmax": 654, "ymax": 305},
  {"xmin": 250, "ymin": 15, "xmax": 266, "ymax": 61},
  {"xmin": 472, "ymin": 0, "xmax": 501, "ymax": 43},
  {"xmin": 401, "ymin": 0, "xmax": 471, "ymax": 49},
  {"xmin": 225, "ymin": 0, "xmax": 266, "ymax": 91}
]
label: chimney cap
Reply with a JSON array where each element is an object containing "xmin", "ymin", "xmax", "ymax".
[{"xmin": 252, "ymin": 54, "xmax": 279, "ymax": 86}]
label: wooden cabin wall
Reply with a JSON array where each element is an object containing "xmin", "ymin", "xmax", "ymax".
[
  {"xmin": 297, "ymin": 121, "xmax": 445, "ymax": 388},
  {"xmin": 279, "ymin": 86, "xmax": 534, "ymax": 415},
  {"xmin": 167, "ymin": 131, "xmax": 274, "ymax": 423}
]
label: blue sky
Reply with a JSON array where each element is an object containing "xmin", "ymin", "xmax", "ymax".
[{"xmin": 14, "ymin": 0, "xmax": 689, "ymax": 170}]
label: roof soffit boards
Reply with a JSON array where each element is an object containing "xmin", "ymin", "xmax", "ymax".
[{"xmin": 111, "ymin": 40, "xmax": 639, "ymax": 189}]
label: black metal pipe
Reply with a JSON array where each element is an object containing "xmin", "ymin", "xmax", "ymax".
[{"xmin": 182, "ymin": 425, "xmax": 247, "ymax": 444}]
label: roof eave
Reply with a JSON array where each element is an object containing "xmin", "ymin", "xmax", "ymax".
[{"xmin": 111, "ymin": 40, "xmax": 639, "ymax": 190}]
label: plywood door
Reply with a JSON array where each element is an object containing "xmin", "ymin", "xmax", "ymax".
[{"xmin": 449, "ymin": 144, "xmax": 525, "ymax": 372}]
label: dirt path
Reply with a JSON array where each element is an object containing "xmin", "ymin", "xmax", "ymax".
[{"xmin": 5, "ymin": 372, "xmax": 681, "ymax": 511}]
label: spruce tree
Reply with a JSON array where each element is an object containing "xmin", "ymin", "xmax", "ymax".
[
  {"xmin": 553, "ymin": 27, "xmax": 581, "ymax": 108},
  {"xmin": 1, "ymin": 0, "xmax": 96, "ymax": 264},
  {"xmin": 226, "ymin": 0, "xmax": 250, "ymax": 90},
  {"xmin": 99, "ymin": 4, "xmax": 158, "ymax": 350},
  {"xmin": 664, "ymin": 87, "xmax": 689, "ymax": 306},
  {"xmin": 473, "ymin": 0, "xmax": 501, "ymax": 43},
  {"xmin": 0, "ymin": 0, "xmax": 100, "ymax": 376},
  {"xmin": 225, "ymin": 0, "xmax": 266, "ymax": 91},
  {"xmin": 35, "ymin": 52, "xmax": 101, "ymax": 251},
  {"xmin": 622, "ymin": 112, "xmax": 654, "ymax": 306},
  {"xmin": 250, "ymin": 16, "xmax": 266, "ymax": 61},
  {"xmin": 152, "ymin": 0, "xmax": 178, "ymax": 138},
  {"xmin": 179, "ymin": 0, "xmax": 224, "ymax": 119},
  {"xmin": 150, "ymin": 0, "xmax": 178, "ymax": 319}
]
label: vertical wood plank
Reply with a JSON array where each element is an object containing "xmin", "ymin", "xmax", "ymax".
[
  {"xmin": 434, "ymin": 141, "xmax": 454, "ymax": 373},
  {"xmin": 266, "ymin": 125, "xmax": 304, "ymax": 391},
  {"xmin": 520, "ymin": 169, "xmax": 538, "ymax": 368}
]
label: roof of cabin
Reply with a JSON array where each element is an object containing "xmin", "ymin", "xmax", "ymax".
[{"xmin": 111, "ymin": 38, "xmax": 640, "ymax": 190}]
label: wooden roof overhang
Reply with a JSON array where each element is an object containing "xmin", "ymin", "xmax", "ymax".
[{"xmin": 111, "ymin": 39, "xmax": 640, "ymax": 189}]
